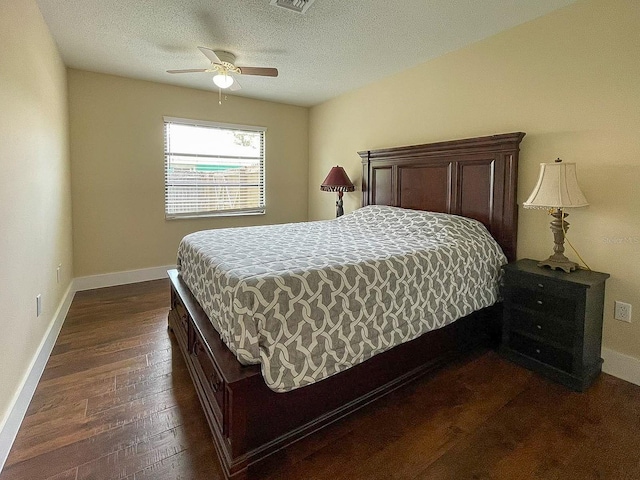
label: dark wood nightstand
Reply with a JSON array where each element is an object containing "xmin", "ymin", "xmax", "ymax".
[{"xmin": 499, "ymin": 259, "xmax": 610, "ymax": 391}]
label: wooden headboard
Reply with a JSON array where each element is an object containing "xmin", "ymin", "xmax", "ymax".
[{"xmin": 359, "ymin": 132, "xmax": 525, "ymax": 262}]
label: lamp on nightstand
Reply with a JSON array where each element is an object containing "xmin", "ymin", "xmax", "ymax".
[
  {"xmin": 523, "ymin": 158, "xmax": 589, "ymax": 273},
  {"xmin": 320, "ymin": 166, "xmax": 355, "ymax": 217}
]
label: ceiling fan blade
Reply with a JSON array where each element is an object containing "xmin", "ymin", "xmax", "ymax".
[
  {"xmin": 229, "ymin": 77, "xmax": 242, "ymax": 91},
  {"xmin": 198, "ymin": 46, "xmax": 221, "ymax": 64},
  {"xmin": 166, "ymin": 69, "xmax": 208, "ymax": 74},
  {"xmin": 237, "ymin": 66, "xmax": 278, "ymax": 77}
]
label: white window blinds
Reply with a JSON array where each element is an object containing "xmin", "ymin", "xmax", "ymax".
[{"xmin": 164, "ymin": 117, "xmax": 266, "ymax": 219}]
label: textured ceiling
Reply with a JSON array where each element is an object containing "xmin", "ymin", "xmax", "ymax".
[{"xmin": 36, "ymin": 0, "xmax": 577, "ymax": 107}]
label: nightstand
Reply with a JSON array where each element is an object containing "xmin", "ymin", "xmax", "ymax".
[{"xmin": 500, "ymin": 259, "xmax": 610, "ymax": 391}]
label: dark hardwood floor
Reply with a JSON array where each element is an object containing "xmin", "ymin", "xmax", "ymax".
[{"xmin": 2, "ymin": 279, "xmax": 640, "ymax": 480}]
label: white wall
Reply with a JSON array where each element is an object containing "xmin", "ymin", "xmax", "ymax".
[
  {"xmin": 68, "ymin": 70, "xmax": 309, "ymax": 276},
  {"xmin": 0, "ymin": 0, "xmax": 73, "ymax": 437}
]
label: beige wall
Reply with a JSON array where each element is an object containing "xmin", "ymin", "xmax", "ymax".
[
  {"xmin": 309, "ymin": 0, "xmax": 640, "ymax": 358},
  {"xmin": 68, "ymin": 71, "xmax": 309, "ymax": 277},
  {"xmin": 0, "ymin": 0, "xmax": 73, "ymax": 428}
]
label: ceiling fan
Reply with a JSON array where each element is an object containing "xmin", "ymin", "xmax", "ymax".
[{"xmin": 167, "ymin": 47, "xmax": 278, "ymax": 91}]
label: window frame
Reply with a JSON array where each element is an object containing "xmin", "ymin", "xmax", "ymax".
[{"xmin": 163, "ymin": 116, "xmax": 267, "ymax": 220}]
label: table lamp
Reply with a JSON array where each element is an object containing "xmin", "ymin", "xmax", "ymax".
[
  {"xmin": 523, "ymin": 158, "xmax": 589, "ymax": 273},
  {"xmin": 320, "ymin": 166, "xmax": 355, "ymax": 217}
]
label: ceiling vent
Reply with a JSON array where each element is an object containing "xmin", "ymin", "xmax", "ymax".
[{"xmin": 269, "ymin": 0, "xmax": 316, "ymax": 14}]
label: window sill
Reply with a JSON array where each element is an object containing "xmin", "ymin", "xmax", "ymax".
[{"xmin": 165, "ymin": 209, "xmax": 266, "ymax": 220}]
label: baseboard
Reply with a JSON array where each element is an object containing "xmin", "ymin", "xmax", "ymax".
[
  {"xmin": 0, "ymin": 282, "xmax": 75, "ymax": 472},
  {"xmin": 74, "ymin": 265, "xmax": 176, "ymax": 291},
  {"xmin": 602, "ymin": 348, "xmax": 640, "ymax": 387}
]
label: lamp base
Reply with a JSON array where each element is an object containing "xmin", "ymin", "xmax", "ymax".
[
  {"xmin": 538, "ymin": 209, "xmax": 579, "ymax": 273},
  {"xmin": 537, "ymin": 255, "xmax": 579, "ymax": 273},
  {"xmin": 335, "ymin": 191, "xmax": 344, "ymax": 217}
]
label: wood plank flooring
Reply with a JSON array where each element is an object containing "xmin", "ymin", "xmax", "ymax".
[{"xmin": 2, "ymin": 279, "xmax": 640, "ymax": 480}]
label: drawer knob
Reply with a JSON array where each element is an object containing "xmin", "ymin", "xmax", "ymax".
[
  {"xmin": 536, "ymin": 324, "xmax": 542, "ymax": 330},
  {"xmin": 535, "ymin": 348, "xmax": 541, "ymax": 354},
  {"xmin": 536, "ymin": 300, "xmax": 543, "ymax": 305},
  {"xmin": 210, "ymin": 373, "xmax": 222, "ymax": 392},
  {"xmin": 537, "ymin": 283, "xmax": 544, "ymax": 288}
]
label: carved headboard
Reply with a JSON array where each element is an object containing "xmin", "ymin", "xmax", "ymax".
[{"xmin": 359, "ymin": 132, "xmax": 525, "ymax": 262}]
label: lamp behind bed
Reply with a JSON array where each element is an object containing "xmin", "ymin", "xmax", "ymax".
[{"xmin": 321, "ymin": 165, "xmax": 355, "ymax": 217}]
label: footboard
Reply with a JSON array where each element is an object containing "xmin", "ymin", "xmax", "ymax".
[{"xmin": 167, "ymin": 269, "xmax": 499, "ymax": 479}]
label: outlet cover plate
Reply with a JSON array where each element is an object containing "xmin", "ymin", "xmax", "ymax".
[{"xmin": 615, "ymin": 301, "xmax": 632, "ymax": 322}]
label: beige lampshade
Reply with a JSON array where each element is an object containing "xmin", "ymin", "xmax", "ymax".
[{"xmin": 523, "ymin": 160, "xmax": 589, "ymax": 209}]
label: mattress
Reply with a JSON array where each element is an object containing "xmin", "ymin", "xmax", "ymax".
[{"xmin": 177, "ymin": 205, "xmax": 507, "ymax": 392}]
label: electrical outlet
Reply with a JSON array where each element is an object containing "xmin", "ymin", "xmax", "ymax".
[
  {"xmin": 57, "ymin": 264, "xmax": 62, "ymax": 284},
  {"xmin": 36, "ymin": 294, "xmax": 42, "ymax": 317},
  {"xmin": 614, "ymin": 301, "xmax": 632, "ymax": 323}
]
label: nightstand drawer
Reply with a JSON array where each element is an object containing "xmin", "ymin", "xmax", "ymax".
[
  {"xmin": 509, "ymin": 332, "xmax": 573, "ymax": 372},
  {"xmin": 504, "ymin": 285, "xmax": 576, "ymax": 318},
  {"xmin": 508, "ymin": 307, "xmax": 574, "ymax": 347}
]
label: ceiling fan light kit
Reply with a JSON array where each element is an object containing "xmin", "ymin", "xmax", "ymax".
[{"xmin": 213, "ymin": 74, "xmax": 234, "ymax": 89}]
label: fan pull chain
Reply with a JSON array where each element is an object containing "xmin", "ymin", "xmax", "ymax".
[{"xmin": 218, "ymin": 87, "xmax": 222, "ymax": 105}]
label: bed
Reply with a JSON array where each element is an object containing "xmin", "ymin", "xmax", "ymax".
[{"xmin": 167, "ymin": 132, "xmax": 525, "ymax": 479}]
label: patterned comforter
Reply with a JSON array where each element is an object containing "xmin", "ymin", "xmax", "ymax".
[{"xmin": 177, "ymin": 205, "xmax": 506, "ymax": 392}]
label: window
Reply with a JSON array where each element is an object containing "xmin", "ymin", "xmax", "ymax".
[{"xmin": 164, "ymin": 117, "xmax": 266, "ymax": 219}]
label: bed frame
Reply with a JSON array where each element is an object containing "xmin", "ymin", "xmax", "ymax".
[{"xmin": 167, "ymin": 132, "xmax": 525, "ymax": 479}]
